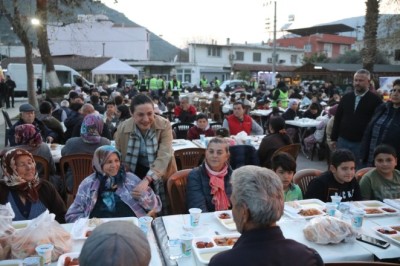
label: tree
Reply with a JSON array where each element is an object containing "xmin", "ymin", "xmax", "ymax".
[
  {"xmin": 0, "ymin": 0, "xmax": 39, "ymax": 107},
  {"xmin": 362, "ymin": 0, "xmax": 380, "ymax": 72},
  {"xmin": 301, "ymin": 53, "xmax": 329, "ymax": 64}
]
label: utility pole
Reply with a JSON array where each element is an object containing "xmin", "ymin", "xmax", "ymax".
[{"xmin": 272, "ymin": 1, "xmax": 277, "ymax": 75}]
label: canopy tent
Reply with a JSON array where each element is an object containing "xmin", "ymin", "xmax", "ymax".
[{"xmin": 91, "ymin": 57, "xmax": 139, "ymax": 76}]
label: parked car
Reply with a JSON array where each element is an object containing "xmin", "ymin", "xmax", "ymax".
[{"xmin": 219, "ymin": 80, "xmax": 249, "ymax": 92}]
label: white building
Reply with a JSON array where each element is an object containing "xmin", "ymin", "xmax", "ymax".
[{"xmin": 47, "ymin": 14, "xmax": 149, "ymax": 61}]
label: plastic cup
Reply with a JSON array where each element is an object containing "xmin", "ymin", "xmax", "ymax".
[
  {"xmin": 245, "ymin": 137, "xmax": 252, "ymax": 145},
  {"xmin": 189, "ymin": 208, "xmax": 202, "ymax": 227},
  {"xmin": 326, "ymin": 203, "xmax": 337, "ymax": 216},
  {"xmin": 180, "ymin": 232, "xmax": 194, "ymax": 257},
  {"xmin": 138, "ymin": 216, "xmax": 153, "ymax": 235},
  {"xmin": 330, "ymin": 195, "xmax": 342, "ymax": 207},
  {"xmin": 351, "ymin": 209, "xmax": 365, "ymax": 230},
  {"xmin": 199, "ymin": 134, "xmax": 205, "ymax": 142},
  {"xmin": 168, "ymin": 239, "xmax": 182, "ymax": 260},
  {"xmin": 35, "ymin": 244, "xmax": 53, "ymax": 264}
]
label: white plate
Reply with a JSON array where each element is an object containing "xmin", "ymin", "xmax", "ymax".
[
  {"xmin": 214, "ymin": 210, "xmax": 237, "ymax": 231},
  {"xmin": 71, "ymin": 217, "xmax": 139, "ymax": 240},
  {"xmin": 373, "ymin": 225, "xmax": 400, "ymax": 246},
  {"xmin": 192, "ymin": 236, "xmax": 233, "ymax": 264},
  {"xmin": 285, "ymin": 199, "xmax": 326, "ymax": 210},
  {"xmin": 0, "ymin": 260, "xmax": 23, "ymax": 266},
  {"xmin": 355, "ymin": 200, "xmax": 386, "ymax": 208},
  {"xmin": 57, "ymin": 252, "xmax": 80, "ymax": 266},
  {"xmin": 172, "ymin": 140, "xmax": 186, "ymax": 146},
  {"xmin": 383, "ymin": 199, "xmax": 400, "ymax": 210},
  {"xmin": 362, "ymin": 207, "xmax": 399, "ymax": 217}
]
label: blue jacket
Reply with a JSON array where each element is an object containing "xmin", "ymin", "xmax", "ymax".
[{"xmin": 186, "ymin": 162, "xmax": 233, "ymax": 212}]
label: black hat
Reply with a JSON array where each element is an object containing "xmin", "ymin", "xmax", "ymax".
[{"xmin": 19, "ymin": 103, "xmax": 36, "ymax": 112}]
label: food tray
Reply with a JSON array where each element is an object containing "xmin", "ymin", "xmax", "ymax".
[
  {"xmin": 172, "ymin": 140, "xmax": 186, "ymax": 146},
  {"xmin": 70, "ymin": 217, "xmax": 138, "ymax": 240},
  {"xmin": 383, "ymin": 199, "xmax": 400, "ymax": 210},
  {"xmin": 192, "ymin": 234, "xmax": 239, "ymax": 264},
  {"xmin": 373, "ymin": 225, "xmax": 400, "ymax": 246},
  {"xmin": 284, "ymin": 199, "xmax": 326, "ymax": 219},
  {"xmin": 214, "ymin": 210, "xmax": 237, "ymax": 231},
  {"xmin": 351, "ymin": 201, "xmax": 399, "ymax": 217},
  {"xmin": 0, "ymin": 260, "xmax": 23, "ymax": 266},
  {"xmin": 57, "ymin": 252, "xmax": 80, "ymax": 266}
]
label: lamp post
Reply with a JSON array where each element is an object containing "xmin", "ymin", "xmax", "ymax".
[{"xmin": 272, "ymin": 1, "xmax": 277, "ymax": 75}]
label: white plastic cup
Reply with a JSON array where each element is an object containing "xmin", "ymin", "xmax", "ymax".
[
  {"xmin": 351, "ymin": 209, "xmax": 365, "ymax": 230},
  {"xmin": 245, "ymin": 137, "xmax": 252, "ymax": 145},
  {"xmin": 189, "ymin": 208, "xmax": 202, "ymax": 227},
  {"xmin": 326, "ymin": 203, "xmax": 337, "ymax": 216},
  {"xmin": 35, "ymin": 244, "xmax": 53, "ymax": 264},
  {"xmin": 139, "ymin": 216, "xmax": 153, "ymax": 235},
  {"xmin": 199, "ymin": 134, "xmax": 205, "ymax": 142},
  {"xmin": 330, "ymin": 195, "xmax": 342, "ymax": 207},
  {"xmin": 168, "ymin": 239, "xmax": 182, "ymax": 260},
  {"xmin": 180, "ymin": 232, "xmax": 194, "ymax": 257}
]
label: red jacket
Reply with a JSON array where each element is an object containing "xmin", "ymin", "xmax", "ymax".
[
  {"xmin": 174, "ymin": 105, "xmax": 197, "ymax": 117},
  {"xmin": 187, "ymin": 126, "xmax": 215, "ymax": 140},
  {"xmin": 226, "ymin": 114, "xmax": 252, "ymax": 135}
]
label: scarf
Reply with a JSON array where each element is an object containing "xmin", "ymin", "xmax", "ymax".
[
  {"xmin": 1, "ymin": 148, "xmax": 41, "ymax": 202},
  {"xmin": 14, "ymin": 124, "xmax": 42, "ymax": 147},
  {"xmin": 80, "ymin": 114, "xmax": 104, "ymax": 144},
  {"xmin": 205, "ymin": 162, "xmax": 230, "ymax": 211}
]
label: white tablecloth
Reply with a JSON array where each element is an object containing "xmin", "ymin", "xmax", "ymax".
[
  {"xmin": 285, "ymin": 118, "xmax": 320, "ymax": 128},
  {"xmin": 172, "ymin": 139, "xmax": 200, "ymax": 151},
  {"xmin": 155, "ymin": 212, "xmax": 383, "ymax": 265}
]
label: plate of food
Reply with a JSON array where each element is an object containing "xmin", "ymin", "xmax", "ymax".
[
  {"xmin": 192, "ymin": 234, "xmax": 238, "ymax": 264},
  {"xmin": 362, "ymin": 207, "xmax": 398, "ymax": 217},
  {"xmin": 383, "ymin": 199, "xmax": 400, "ymax": 210},
  {"xmin": 284, "ymin": 199, "xmax": 326, "ymax": 219},
  {"xmin": 285, "ymin": 199, "xmax": 326, "ymax": 210},
  {"xmin": 354, "ymin": 200, "xmax": 387, "ymax": 208},
  {"xmin": 214, "ymin": 210, "xmax": 237, "ymax": 231},
  {"xmin": 57, "ymin": 252, "xmax": 80, "ymax": 266},
  {"xmin": 70, "ymin": 217, "xmax": 139, "ymax": 240},
  {"xmin": 373, "ymin": 225, "xmax": 400, "ymax": 246}
]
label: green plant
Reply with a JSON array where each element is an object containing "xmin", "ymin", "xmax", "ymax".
[{"xmin": 44, "ymin": 86, "xmax": 71, "ymax": 98}]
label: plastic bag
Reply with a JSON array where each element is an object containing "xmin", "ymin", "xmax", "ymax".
[
  {"xmin": 303, "ymin": 216, "xmax": 356, "ymax": 244},
  {"xmin": 0, "ymin": 203, "xmax": 15, "ymax": 259},
  {"xmin": 11, "ymin": 210, "xmax": 72, "ymax": 261}
]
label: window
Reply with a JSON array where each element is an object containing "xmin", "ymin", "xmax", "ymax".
[
  {"xmin": 235, "ymin": 51, "xmax": 244, "ymax": 61},
  {"xmin": 177, "ymin": 69, "xmax": 192, "ymax": 82},
  {"xmin": 339, "ymin": 45, "xmax": 348, "ymax": 55},
  {"xmin": 267, "ymin": 58, "xmax": 272, "ymax": 63},
  {"xmin": 207, "ymin": 46, "xmax": 221, "ymax": 57},
  {"xmin": 253, "ymin": 52, "xmax": 261, "ymax": 62},
  {"xmin": 290, "ymin": 55, "xmax": 297, "ymax": 64},
  {"xmin": 304, "ymin": 44, "xmax": 312, "ymax": 52},
  {"xmin": 395, "ymin": 49, "xmax": 400, "ymax": 61},
  {"xmin": 324, "ymin": 43, "xmax": 332, "ymax": 57}
]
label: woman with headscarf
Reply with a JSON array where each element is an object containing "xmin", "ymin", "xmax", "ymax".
[
  {"xmin": 66, "ymin": 145, "xmax": 161, "ymax": 222},
  {"xmin": 258, "ymin": 116, "xmax": 293, "ymax": 168},
  {"xmin": 13, "ymin": 124, "xmax": 60, "ymax": 190},
  {"xmin": 282, "ymin": 98, "xmax": 300, "ymax": 142},
  {"xmin": 186, "ymin": 137, "xmax": 232, "ymax": 212},
  {"xmin": 0, "ymin": 148, "xmax": 66, "ymax": 223},
  {"xmin": 361, "ymin": 79, "xmax": 400, "ymax": 169},
  {"xmin": 61, "ymin": 114, "xmax": 110, "ymax": 191}
]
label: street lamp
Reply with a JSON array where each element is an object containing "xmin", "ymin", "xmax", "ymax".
[{"xmin": 264, "ymin": 1, "xmax": 277, "ymax": 75}]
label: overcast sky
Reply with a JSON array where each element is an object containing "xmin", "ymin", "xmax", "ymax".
[{"xmin": 102, "ymin": 0, "xmax": 396, "ymax": 48}]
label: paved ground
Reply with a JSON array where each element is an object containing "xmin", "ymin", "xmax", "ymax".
[{"xmin": 0, "ymin": 98, "xmax": 329, "ymax": 171}]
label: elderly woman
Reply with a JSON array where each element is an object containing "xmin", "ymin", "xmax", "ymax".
[
  {"xmin": 115, "ymin": 94, "xmax": 177, "ymax": 215},
  {"xmin": 0, "ymin": 148, "xmax": 66, "ymax": 223},
  {"xmin": 62, "ymin": 114, "xmax": 110, "ymax": 192},
  {"xmin": 361, "ymin": 79, "xmax": 400, "ymax": 170},
  {"xmin": 258, "ymin": 116, "xmax": 292, "ymax": 169},
  {"xmin": 66, "ymin": 145, "xmax": 161, "ymax": 222},
  {"xmin": 186, "ymin": 137, "xmax": 232, "ymax": 212}
]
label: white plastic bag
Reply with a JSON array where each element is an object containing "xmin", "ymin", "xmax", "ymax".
[
  {"xmin": 0, "ymin": 203, "xmax": 15, "ymax": 259},
  {"xmin": 303, "ymin": 216, "xmax": 356, "ymax": 244}
]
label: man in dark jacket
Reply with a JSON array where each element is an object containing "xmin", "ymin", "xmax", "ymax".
[
  {"xmin": 5, "ymin": 75, "xmax": 16, "ymax": 108},
  {"xmin": 209, "ymin": 166, "xmax": 323, "ymax": 266},
  {"xmin": 331, "ymin": 69, "xmax": 382, "ymax": 169}
]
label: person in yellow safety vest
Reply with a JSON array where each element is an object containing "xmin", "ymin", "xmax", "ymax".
[
  {"xmin": 139, "ymin": 75, "xmax": 149, "ymax": 92},
  {"xmin": 271, "ymin": 81, "xmax": 289, "ymax": 108},
  {"xmin": 149, "ymin": 75, "xmax": 158, "ymax": 97},
  {"xmin": 199, "ymin": 75, "xmax": 208, "ymax": 90},
  {"xmin": 156, "ymin": 75, "xmax": 165, "ymax": 97},
  {"xmin": 213, "ymin": 77, "xmax": 221, "ymax": 89},
  {"xmin": 168, "ymin": 75, "xmax": 182, "ymax": 100},
  {"xmin": 249, "ymin": 77, "xmax": 258, "ymax": 91}
]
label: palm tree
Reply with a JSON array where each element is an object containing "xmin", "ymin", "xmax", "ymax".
[{"xmin": 362, "ymin": 0, "xmax": 380, "ymax": 72}]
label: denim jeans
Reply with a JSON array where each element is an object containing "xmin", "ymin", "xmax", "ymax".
[{"xmin": 337, "ymin": 137, "xmax": 362, "ymax": 169}]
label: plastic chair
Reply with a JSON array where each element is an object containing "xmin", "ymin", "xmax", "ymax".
[
  {"xmin": 33, "ymin": 154, "xmax": 50, "ymax": 181},
  {"xmin": 272, "ymin": 143, "xmax": 301, "ymax": 161},
  {"xmin": 355, "ymin": 167, "xmax": 375, "ymax": 182},
  {"xmin": 293, "ymin": 168, "xmax": 322, "ymax": 197},
  {"xmin": 209, "ymin": 122, "xmax": 223, "ymax": 133},
  {"xmin": 229, "ymin": 145, "xmax": 259, "ymax": 170},
  {"xmin": 174, "ymin": 148, "xmax": 205, "ymax": 170},
  {"xmin": 2, "ymin": 109, "xmax": 13, "ymax": 147},
  {"xmin": 172, "ymin": 122, "xmax": 194, "ymax": 139},
  {"xmin": 166, "ymin": 169, "xmax": 191, "ymax": 215},
  {"xmin": 60, "ymin": 154, "xmax": 94, "ymax": 206}
]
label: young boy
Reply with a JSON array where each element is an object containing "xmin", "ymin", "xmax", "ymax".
[
  {"xmin": 305, "ymin": 149, "xmax": 362, "ymax": 202},
  {"xmin": 187, "ymin": 113, "xmax": 215, "ymax": 140},
  {"xmin": 271, "ymin": 152, "xmax": 303, "ymax": 201},
  {"xmin": 360, "ymin": 144, "xmax": 400, "ymax": 201}
]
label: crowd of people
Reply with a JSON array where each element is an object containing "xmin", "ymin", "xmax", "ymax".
[{"xmin": 1, "ymin": 69, "xmax": 400, "ymax": 264}]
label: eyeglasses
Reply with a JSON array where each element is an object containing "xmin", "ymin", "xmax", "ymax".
[{"xmin": 390, "ymin": 88, "xmax": 400, "ymax": 93}]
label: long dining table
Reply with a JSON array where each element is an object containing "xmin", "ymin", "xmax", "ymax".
[{"xmin": 152, "ymin": 201, "xmax": 400, "ymax": 266}]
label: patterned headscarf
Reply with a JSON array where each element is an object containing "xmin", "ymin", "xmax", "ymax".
[
  {"xmin": 80, "ymin": 114, "xmax": 104, "ymax": 144},
  {"xmin": 14, "ymin": 124, "xmax": 42, "ymax": 147},
  {"xmin": 0, "ymin": 148, "xmax": 40, "ymax": 201}
]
